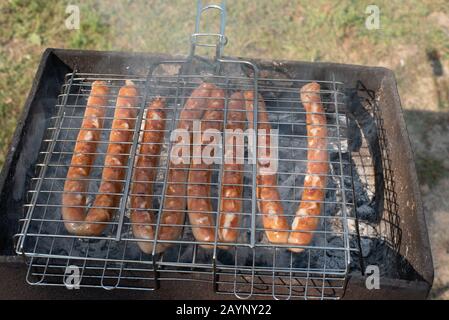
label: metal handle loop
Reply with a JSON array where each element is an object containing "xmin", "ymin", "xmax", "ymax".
[{"xmin": 190, "ymin": 0, "xmax": 227, "ymax": 59}]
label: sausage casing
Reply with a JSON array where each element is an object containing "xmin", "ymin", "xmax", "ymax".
[
  {"xmin": 218, "ymin": 92, "xmax": 245, "ymax": 243},
  {"xmin": 62, "ymin": 80, "xmax": 139, "ymax": 236},
  {"xmin": 130, "ymin": 97, "xmax": 166, "ymax": 254},
  {"xmin": 187, "ymin": 87, "xmax": 224, "ymax": 247},
  {"xmin": 156, "ymin": 82, "xmax": 216, "ymax": 252},
  {"xmin": 244, "ymin": 91, "xmax": 289, "ymax": 244},
  {"xmin": 288, "ymin": 82, "xmax": 329, "ymax": 252}
]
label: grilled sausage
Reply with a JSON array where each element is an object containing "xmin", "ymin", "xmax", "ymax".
[
  {"xmin": 62, "ymin": 80, "xmax": 139, "ymax": 236},
  {"xmin": 244, "ymin": 91, "xmax": 289, "ymax": 244},
  {"xmin": 130, "ymin": 97, "xmax": 166, "ymax": 254},
  {"xmin": 155, "ymin": 82, "xmax": 216, "ymax": 253},
  {"xmin": 187, "ymin": 87, "xmax": 224, "ymax": 247},
  {"xmin": 288, "ymin": 82, "xmax": 329, "ymax": 252},
  {"xmin": 218, "ymin": 92, "xmax": 246, "ymax": 243}
]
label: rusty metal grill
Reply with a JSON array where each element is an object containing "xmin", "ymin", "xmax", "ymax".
[{"xmin": 14, "ymin": 0, "xmax": 361, "ymax": 300}]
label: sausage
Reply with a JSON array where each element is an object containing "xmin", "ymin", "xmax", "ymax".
[
  {"xmin": 288, "ymin": 82, "xmax": 329, "ymax": 252},
  {"xmin": 130, "ymin": 97, "xmax": 166, "ymax": 254},
  {"xmin": 62, "ymin": 81, "xmax": 109, "ymax": 234},
  {"xmin": 187, "ymin": 87, "xmax": 224, "ymax": 247},
  {"xmin": 218, "ymin": 92, "xmax": 246, "ymax": 243},
  {"xmin": 244, "ymin": 91, "xmax": 289, "ymax": 244},
  {"xmin": 156, "ymin": 82, "xmax": 216, "ymax": 253},
  {"xmin": 62, "ymin": 80, "xmax": 139, "ymax": 236}
]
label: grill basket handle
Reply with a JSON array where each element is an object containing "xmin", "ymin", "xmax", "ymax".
[{"xmin": 190, "ymin": 0, "xmax": 228, "ymax": 59}]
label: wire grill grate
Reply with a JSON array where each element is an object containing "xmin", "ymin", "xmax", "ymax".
[{"xmin": 14, "ymin": 57, "xmax": 359, "ymax": 299}]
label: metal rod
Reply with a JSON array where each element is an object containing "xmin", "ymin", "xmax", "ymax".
[
  {"xmin": 16, "ymin": 71, "xmax": 76, "ymax": 253},
  {"xmin": 114, "ymin": 69, "xmax": 155, "ymax": 241},
  {"xmin": 191, "ymin": 0, "xmax": 227, "ymax": 59}
]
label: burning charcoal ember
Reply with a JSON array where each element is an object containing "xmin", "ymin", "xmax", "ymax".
[{"xmin": 357, "ymin": 204, "xmax": 376, "ymax": 221}]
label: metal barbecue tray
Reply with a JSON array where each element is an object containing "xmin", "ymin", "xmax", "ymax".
[{"xmin": 0, "ymin": 1, "xmax": 433, "ymax": 299}]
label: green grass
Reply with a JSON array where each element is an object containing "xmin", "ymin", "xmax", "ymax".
[
  {"xmin": 0, "ymin": 0, "xmax": 110, "ymax": 164},
  {"xmin": 68, "ymin": 2, "xmax": 111, "ymax": 49}
]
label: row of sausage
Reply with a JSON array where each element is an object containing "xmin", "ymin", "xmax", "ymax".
[{"xmin": 62, "ymin": 80, "xmax": 328, "ymax": 254}]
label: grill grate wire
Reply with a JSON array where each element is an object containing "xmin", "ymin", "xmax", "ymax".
[{"xmin": 14, "ymin": 65, "xmax": 358, "ymax": 299}]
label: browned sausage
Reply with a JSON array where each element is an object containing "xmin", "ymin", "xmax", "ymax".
[
  {"xmin": 218, "ymin": 92, "xmax": 246, "ymax": 243},
  {"xmin": 244, "ymin": 91, "xmax": 289, "ymax": 244},
  {"xmin": 130, "ymin": 97, "xmax": 166, "ymax": 254},
  {"xmin": 155, "ymin": 82, "xmax": 216, "ymax": 253},
  {"xmin": 288, "ymin": 82, "xmax": 329, "ymax": 252},
  {"xmin": 62, "ymin": 80, "xmax": 139, "ymax": 236},
  {"xmin": 187, "ymin": 87, "xmax": 224, "ymax": 247}
]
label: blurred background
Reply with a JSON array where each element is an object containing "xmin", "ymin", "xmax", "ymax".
[{"xmin": 0, "ymin": 0, "xmax": 448, "ymax": 298}]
